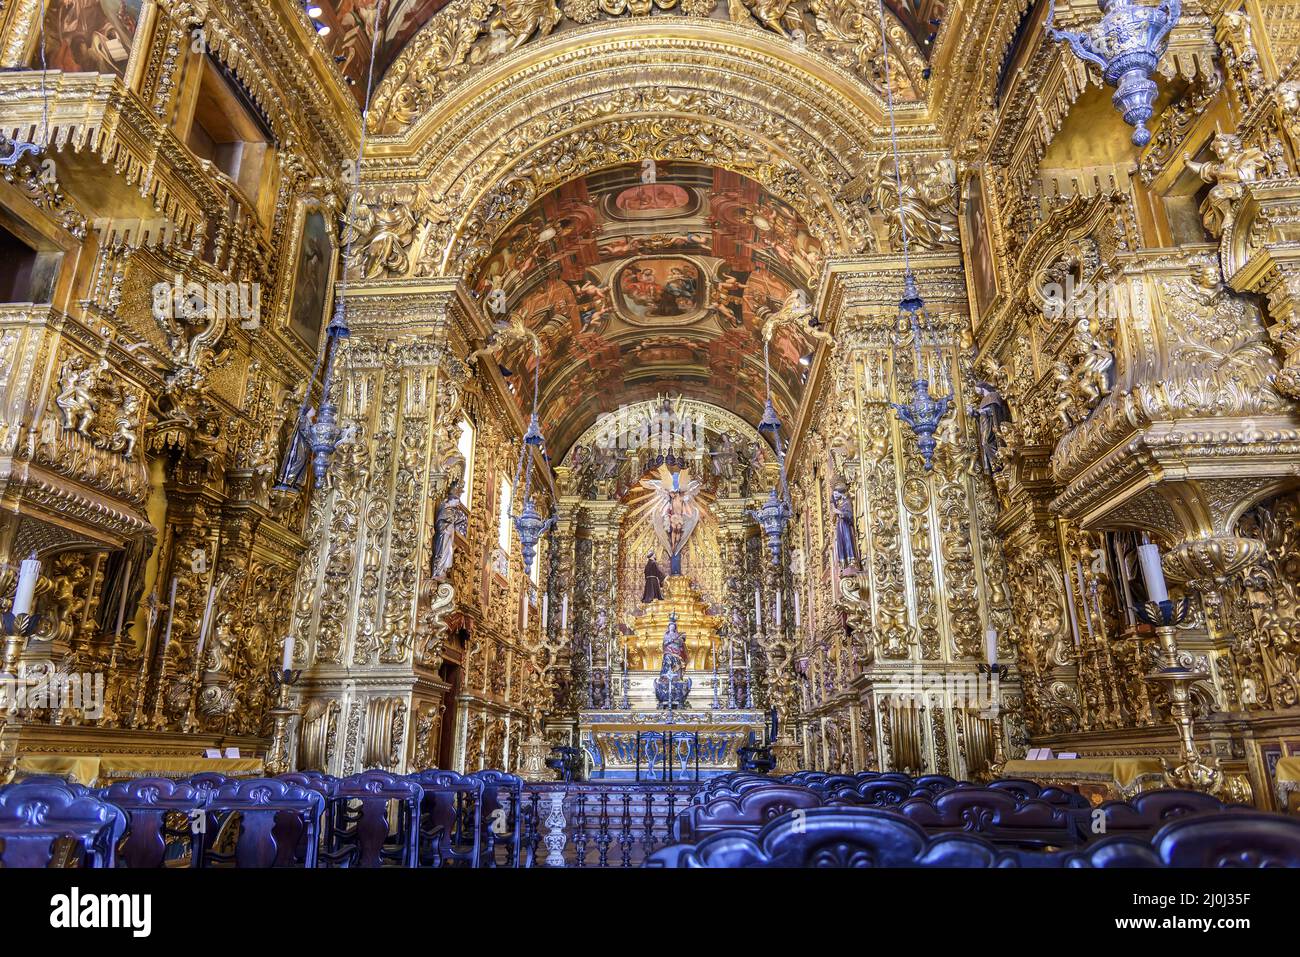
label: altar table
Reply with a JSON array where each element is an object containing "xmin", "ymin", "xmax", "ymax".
[
  {"xmin": 15, "ymin": 754, "xmax": 264, "ymax": 786},
  {"xmin": 1000, "ymin": 757, "xmax": 1166, "ymax": 801}
]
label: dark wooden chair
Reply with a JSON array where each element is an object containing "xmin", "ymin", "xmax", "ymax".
[
  {"xmin": 98, "ymin": 777, "xmax": 209, "ymax": 868},
  {"xmin": 649, "ymin": 806, "xmax": 1011, "ymax": 868},
  {"xmin": 470, "ymin": 770, "xmax": 524, "ymax": 867},
  {"xmin": 0, "ymin": 778, "xmax": 126, "ymax": 868},
  {"xmin": 408, "ymin": 770, "xmax": 484, "ymax": 867},
  {"xmin": 1151, "ymin": 811, "xmax": 1300, "ymax": 867},
  {"xmin": 319, "ymin": 770, "xmax": 423, "ymax": 868},
  {"xmin": 200, "ymin": 779, "xmax": 325, "ymax": 868}
]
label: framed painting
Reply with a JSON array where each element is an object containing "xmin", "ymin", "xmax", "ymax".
[{"xmin": 286, "ymin": 207, "xmax": 335, "ymax": 348}]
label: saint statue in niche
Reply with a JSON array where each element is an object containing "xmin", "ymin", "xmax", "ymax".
[
  {"xmin": 831, "ymin": 479, "xmax": 860, "ymax": 573},
  {"xmin": 642, "ymin": 551, "xmax": 666, "ymax": 603},
  {"xmin": 430, "ymin": 478, "xmax": 469, "ymax": 580}
]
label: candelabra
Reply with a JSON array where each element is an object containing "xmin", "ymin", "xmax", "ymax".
[
  {"xmin": 1135, "ymin": 597, "xmax": 1224, "ymax": 794},
  {"xmin": 265, "ymin": 667, "xmax": 303, "ymax": 775},
  {"xmin": 977, "ymin": 662, "xmax": 1009, "ymax": 780}
]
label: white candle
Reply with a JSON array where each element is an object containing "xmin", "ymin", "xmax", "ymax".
[
  {"xmin": 522, "ymin": 592, "xmax": 529, "ymax": 630},
  {"xmin": 984, "ymin": 625, "xmax": 998, "ymax": 666},
  {"xmin": 113, "ymin": 559, "xmax": 133, "ymax": 638},
  {"xmin": 541, "ymin": 592, "xmax": 549, "ymax": 631},
  {"xmin": 561, "ymin": 595, "xmax": 569, "ymax": 631},
  {"xmin": 794, "ymin": 590, "xmax": 801, "ymax": 628},
  {"xmin": 1076, "ymin": 561, "xmax": 1096, "ymax": 640},
  {"xmin": 754, "ymin": 590, "xmax": 761, "ymax": 627},
  {"xmin": 281, "ymin": 633, "xmax": 295, "ymax": 672},
  {"xmin": 13, "ymin": 552, "xmax": 40, "ymax": 617},
  {"xmin": 775, "ymin": 589, "xmax": 783, "ymax": 628},
  {"xmin": 1137, "ymin": 542, "xmax": 1168, "ymax": 603},
  {"xmin": 196, "ymin": 578, "xmax": 220, "ymax": 661},
  {"xmin": 158, "ymin": 576, "xmax": 178, "ymax": 663}
]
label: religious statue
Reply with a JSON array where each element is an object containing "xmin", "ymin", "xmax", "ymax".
[
  {"xmin": 589, "ymin": 667, "xmax": 611, "ymax": 708},
  {"xmin": 730, "ymin": 667, "xmax": 749, "ymax": 708},
  {"xmin": 843, "ymin": 154, "xmax": 959, "ymax": 251},
  {"xmin": 467, "ymin": 306, "xmax": 541, "ymax": 368},
  {"xmin": 1183, "ymin": 133, "xmax": 1268, "ymax": 237},
  {"xmin": 727, "ymin": 0, "xmax": 803, "ymax": 37},
  {"xmin": 102, "ymin": 392, "xmax": 142, "ymax": 459},
  {"xmin": 974, "ymin": 381, "xmax": 1010, "ymax": 474},
  {"xmin": 637, "ymin": 464, "xmax": 701, "ymax": 575},
  {"xmin": 274, "ymin": 405, "xmax": 316, "ymax": 491},
  {"xmin": 488, "ymin": 0, "xmax": 562, "ymax": 53},
  {"xmin": 55, "ymin": 355, "xmax": 101, "ymax": 435},
  {"xmin": 344, "ymin": 189, "xmax": 418, "ymax": 279},
  {"xmin": 431, "ymin": 479, "xmax": 469, "ymax": 580},
  {"xmin": 709, "ymin": 430, "xmax": 739, "ymax": 480},
  {"xmin": 654, "ymin": 612, "xmax": 692, "ymax": 709},
  {"xmin": 759, "ymin": 287, "xmax": 834, "ymax": 346},
  {"xmin": 642, "ymin": 551, "xmax": 666, "ymax": 603},
  {"xmin": 830, "ymin": 479, "xmax": 860, "ymax": 572}
]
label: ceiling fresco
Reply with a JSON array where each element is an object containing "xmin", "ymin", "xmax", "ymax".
[
  {"xmin": 470, "ymin": 163, "xmax": 824, "ymax": 458},
  {"xmin": 316, "ymin": 0, "xmax": 942, "ymax": 106}
]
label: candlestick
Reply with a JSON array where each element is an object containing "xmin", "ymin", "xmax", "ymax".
[
  {"xmin": 113, "ymin": 559, "xmax": 133, "ymax": 639},
  {"xmin": 281, "ymin": 633, "xmax": 295, "ymax": 672},
  {"xmin": 1076, "ymin": 560, "xmax": 1096, "ymax": 641},
  {"xmin": 13, "ymin": 553, "xmax": 40, "ymax": 617},
  {"xmin": 158, "ymin": 576, "xmax": 178, "ymax": 663},
  {"xmin": 1137, "ymin": 541, "xmax": 1168, "ymax": 603}
]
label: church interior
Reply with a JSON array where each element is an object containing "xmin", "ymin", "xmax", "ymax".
[{"xmin": 1, "ymin": 0, "xmax": 1300, "ymax": 878}]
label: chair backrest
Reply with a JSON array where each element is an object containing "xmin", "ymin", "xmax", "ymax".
[
  {"xmin": 987, "ymin": 778, "xmax": 1041, "ymax": 801},
  {"xmin": 829, "ymin": 779, "xmax": 913, "ymax": 807},
  {"xmin": 469, "ymin": 770, "xmax": 524, "ymax": 867},
  {"xmin": 186, "ymin": 772, "xmax": 232, "ymax": 796},
  {"xmin": 99, "ymin": 777, "xmax": 209, "ymax": 868},
  {"xmin": 323, "ymin": 771, "xmax": 423, "ymax": 868},
  {"xmin": 899, "ymin": 788, "xmax": 1078, "ymax": 849},
  {"xmin": 658, "ymin": 806, "xmax": 1010, "ymax": 868},
  {"xmin": 203, "ymin": 779, "xmax": 325, "ymax": 868},
  {"xmin": 1151, "ymin": 811, "xmax": 1300, "ymax": 867},
  {"xmin": 0, "ymin": 778, "xmax": 127, "ymax": 868},
  {"xmin": 911, "ymin": 774, "xmax": 960, "ymax": 796},
  {"xmin": 677, "ymin": 784, "xmax": 823, "ymax": 841},
  {"xmin": 408, "ymin": 770, "xmax": 484, "ymax": 867}
]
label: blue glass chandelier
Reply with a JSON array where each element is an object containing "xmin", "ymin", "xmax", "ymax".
[
  {"xmin": 511, "ymin": 352, "xmax": 555, "ymax": 574},
  {"xmin": 275, "ymin": 1, "xmax": 387, "ymax": 490},
  {"xmin": 1046, "ymin": 0, "xmax": 1181, "ymax": 147},
  {"xmin": 873, "ymin": 0, "xmax": 953, "ymax": 471},
  {"xmin": 748, "ymin": 342, "xmax": 791, "ymax": 565}
]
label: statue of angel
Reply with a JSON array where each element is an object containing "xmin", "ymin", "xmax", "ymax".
[{"xmin": 759, "ymin": 288, "xmax": 834, "ymax": 346}]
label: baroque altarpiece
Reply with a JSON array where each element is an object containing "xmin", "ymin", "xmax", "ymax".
[{"xmin": 0, "ymin": 0, "xmax": 1295, "ymax": 807}]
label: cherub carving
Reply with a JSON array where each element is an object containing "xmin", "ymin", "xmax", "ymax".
[
  {"xmin": 468, "ymin": 307, "xmax": 542, "ymax": 367},
  {"xmin": 728, "ymin": 0, "xmax": 803, "ymax": 37},
  {"xmin": 488, "ymin": 0, "xmax": 562, "ymax": 52},
  {"xmin": 1184, "ymin": 133, "xmax": 1268, "ymax": 237},
  {"xmin": 758, "ymin": 288, "xmax": 834, "ymax": 346},
  {"xmin": 55, "ymin": 355, "xmax": 103, "ymax": 435},
  {"xmin": 103, "ymin": 393, "xmax": 142, "ymax": 459}
]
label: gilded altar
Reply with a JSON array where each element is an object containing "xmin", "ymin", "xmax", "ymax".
[{"xmin": 623, "ymin": 576, "xmax": 721, "ymax": 672}]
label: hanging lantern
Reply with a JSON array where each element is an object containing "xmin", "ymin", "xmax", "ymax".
[
  {"xmin": 1046, "ymin": 0, "xmax": 1181, "ymax": 147},
  {"xmin": 749, "ymin": 488, "xmax": 791, "ymax": 566},
  {"xmin": 749, "ymin": 343, "xmax": 792, "ymax": 565},
  {"xmin": 513, "ymin": 496, "xmax": 556, "ymax": 574},
  {"xmin": 890, "ymin": 271, "xmax": 952, "ymax": 472}
]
